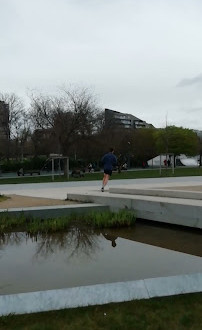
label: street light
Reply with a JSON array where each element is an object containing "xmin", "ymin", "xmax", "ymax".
[{"xmin": 127, "ymin": 141, "xmax": 131, "ymax": 168}]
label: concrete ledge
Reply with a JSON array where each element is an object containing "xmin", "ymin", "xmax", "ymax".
[
  {"xmin": 110, "ymin": 187, "xmax": 202, "ymax": 200},
  {"xmin": 145, "ymin": 273, "xmax": 202, "ymax": 298},
  {"xmin": 66, "ymin": 192, "xmax": 202, "ymax": 229},
  {"xmin": 0, "ymin": 204, "xmax": 109, "ymax": 219},
  {"xmin": 0, "ymin": 273, "xmax": 201, "ymax": 316},
  {"xmin": 130, "ymin": 198, "xmax": 202, "ymax": 228}
]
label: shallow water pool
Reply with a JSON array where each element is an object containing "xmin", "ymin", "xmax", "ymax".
[{"xmin": 0, "ymin": 220, "xmax": 201, "ymax": 294}]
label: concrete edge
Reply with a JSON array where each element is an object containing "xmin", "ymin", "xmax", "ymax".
[
  {"xmin": 0, "ymin": 273, "xmax": 201, "ymax": 316},
  {"xmin": 66, "ymin": 192, "xmax": 202, "ymax": 229},
  {"xmin": 0, "ymin": 204, "xmax": 109, "ymax": 219},
  {"xmin": 109, "ymin": 187, "xmax": 202, "ymax": 200}
]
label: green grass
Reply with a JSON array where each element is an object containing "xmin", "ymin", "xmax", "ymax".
[
  {"xmin": 0, "ymin": 293, "xmax": 201, "ymax": 329},
  {"xmin": 0, "ymin": 194, "xmax": 10, "ymax": 202},
  {"xmin": 0, "ymin": 209, "xmax": 136, "ymax": 235},
  {"xmin": 1, "ymin": 167, "xmax": 202, "ymax": 184}
]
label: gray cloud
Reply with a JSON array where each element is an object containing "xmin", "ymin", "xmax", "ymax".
[
  {"xmin": 185, "ymin": 106, "xmax": 202, "ymax": 113},
  {"xmin": 177, "ymin": 74, "xmax": 202, "ymax": 87},
  {"xmin": 1, "ymin": 0, "xmax": 202, "ymax": 130}
]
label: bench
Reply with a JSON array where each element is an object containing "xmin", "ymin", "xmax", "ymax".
[
  {"xmin": 17, "ymin": 170, "xmax": 40, "ymax": 176},
  {"xmin": 71, "ymin": 169, "xmax": 85, "ymax": 178}
]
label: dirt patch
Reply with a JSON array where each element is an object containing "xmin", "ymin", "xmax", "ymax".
[{"xmin": 0, "ymin": 194, "xmax": 78, "ymax": 209}]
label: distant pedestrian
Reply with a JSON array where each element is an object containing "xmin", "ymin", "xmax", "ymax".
[
  {"xmin": 117, "ymin": 154, "xmax": 123, "ymax": 173},
  {"xmin": 101, "ymin": 147, "xmax": 117, "ymax": 192},
  {"xmin": 17, "ymin": 168, "xmax": 24, "ymax": 176},
  {"xmin": 88, "ymin": 163, "xmax": 93, "ymax": 172}
]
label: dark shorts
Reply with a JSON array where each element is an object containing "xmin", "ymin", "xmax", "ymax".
[{"xmin": 104, "ymin": 169, "xmax": 112, "ymax": 176}]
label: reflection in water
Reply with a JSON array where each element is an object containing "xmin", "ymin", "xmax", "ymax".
[
  {"xmin": 102, "ymin": 232, "xmax": 118, "ymax": 248},
  {"xmin": 0, "ymin": 232, "xmax": 26, "ymax": 246},
  {"xmin": 33, "ymin": 226, "xmax": 100, "ymax": 260},
  {"xmin": 0, "ymin": 226, "xmax": 121, "ymax": 261},
  {"xmin": 110, "ymin": 220, "xmax": 202, "ymax": 257},
  {"xmin": 0, "ymin": 226, "xmax": 103, "ymax": 261},
  {"xmin": 0, "ymin": 221, "xmax": 201, "ymax": 259},
  {"xmin": 0, "ymin": 232, "xmax": 25, "ymax": 260},
  {"xmin": 0, "ymin": 222, "xmax": 201, "ymax": 295}
]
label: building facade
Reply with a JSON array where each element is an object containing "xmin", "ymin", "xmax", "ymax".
[
  {"xmin": 105, "ymin": 108, "xmax": 153, "ymax": 129},
  {"xmin": 0, "ymin": 101, "xmax": 9, "ymax": 141}
]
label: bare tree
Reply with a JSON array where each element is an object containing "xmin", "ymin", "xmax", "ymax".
[
  {"xmin": 28, "ymin": 92, "xmax": 58, "ymax": 130},
  {"xmin": 28, "ymin": 87, "xmax": 101, "ymax": 157}
]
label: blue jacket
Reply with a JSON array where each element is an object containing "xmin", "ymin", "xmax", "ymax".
[{"xmin": 101, "ymin": 152, "xmax": 117, "ymax": 170}]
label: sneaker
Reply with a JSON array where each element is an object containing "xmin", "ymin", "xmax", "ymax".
[{"xmin": 101, "ymin": 187, "xmax": 104, "ymax": 192}]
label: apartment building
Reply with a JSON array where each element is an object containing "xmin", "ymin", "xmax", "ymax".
[
  {"xmin": 105, "ymin": 108, "xmax": 153, "ymax": 129},
  {"xmin": 0, "ymin": 100, "xmax": 9, "ymax": 141}
]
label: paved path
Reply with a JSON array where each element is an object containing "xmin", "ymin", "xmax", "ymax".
[
  {"xmin": 1, "ymin": 175, "xmax": 202, "ymax": 196},
  {"xmin": 1, "ymin": 176, "xmax": 202, "ymax": 229}
]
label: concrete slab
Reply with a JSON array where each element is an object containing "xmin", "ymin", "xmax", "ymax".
[
  {"xmin": 66, "ymin": 189, "xmax": 202, "ymax": 229},
  {"xmin": 110, "ymin": 187, "xmax": 202, "ymax": 200},
  {"xmin": 109, "ymin": 186, "xmax": 202, "ymax": 200},
  {"xmin": 2, "ymin": 178, "xmax": 202, "ymax": 228},
  {"xmin": 145, "ymin": 273, "xmax": 202, "ymax": 298},
  {"xmin": 0, "ymin": 273, "xmax": 201, "ymax": 316},
  {"xmin": 0, "ymin": 204, "xmax": 109, "ymax": 219}
]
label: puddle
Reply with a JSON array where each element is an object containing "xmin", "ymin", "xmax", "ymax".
[{"xmin": 0, "ymin": 221, "xmax": 201, "ymax": 294}]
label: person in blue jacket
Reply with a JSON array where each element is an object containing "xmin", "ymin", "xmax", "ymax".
[{"xmin": 101, "ymin": 147, "xmax": 117, "ymax": 192}]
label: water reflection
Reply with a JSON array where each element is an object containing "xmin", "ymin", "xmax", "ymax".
[
  {"xmin": 0, "ymin": 232, "xmax": 26, "ymax": 251},
  {"xmin": 33, "ymin": 226, "xmax": 100, "ymax": 260},
  {"xmin": 0, "ymin": 221, "xmax": 201, "ymax": 260},
  {"xmin": 0, "ymin": 222, "xmax": 201, "ymax": 295},
  {"xmin": 102, "ymin": 232, "xmax": 118, "ymax": 248},
  {"xmin": 0, "ymin": 229, "xmax": 121, "ymax": 261},
  {"xmin": 0, "ymin": 228, "xmax": 101, "ymax": 261},
  {"xmin": 111, "ymin": 220, "xmax": 202, "ymax": 257}
]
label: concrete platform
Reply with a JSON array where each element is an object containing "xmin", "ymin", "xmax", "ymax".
[
  {"xmin": 1, "ymin": 178, "xmax": 202, "ymax": 228},
  {"xmin": 110, "ymin": 184, "xmax": 202, "ymax": 200},
  {"xmin": 0, "ymin": 273, "xmax": 201, "ymax": 316},
  {"xmin": 65, "ymin": 181, "xmax": 202, "ymax": 229}
]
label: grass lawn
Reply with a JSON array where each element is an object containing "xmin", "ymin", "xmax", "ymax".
[
  {"xmin": 0, "ymin": 293, "xmax": 201, "ymax": 330},
  {"xmin": 0, "ymin": 167, "xmax": 202, "ymax": 185},
  {"xmin": 0, "ymin": 195, "xmax": 9, "ymax": 201}
]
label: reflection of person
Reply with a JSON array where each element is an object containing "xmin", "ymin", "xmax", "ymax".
[
  {"xmin": 101, "ymin": 147, "xmax": 117, "ymax": 192},
  {"xmin": 102, "ymin": 233, "xmax": 118, "ymax": 247}
]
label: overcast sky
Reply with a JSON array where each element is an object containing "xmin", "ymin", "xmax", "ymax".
[{"xmin": 1, "ymin": 0, "xmax": 202, "ymax": 129}]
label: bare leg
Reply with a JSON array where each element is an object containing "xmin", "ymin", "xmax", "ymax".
[{"xmin": 102, "ymin": 173, "xmax": 110, "ymax": 188}]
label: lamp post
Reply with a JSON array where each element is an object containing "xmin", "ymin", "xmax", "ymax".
[{"xmin": 127, "ymin": 141, "xmax": 131, "ymax": 168}]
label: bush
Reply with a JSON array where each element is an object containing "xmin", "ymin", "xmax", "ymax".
[{"xmin": 1, "ymin": 156, "xmax": 47, "ymax": 172}]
